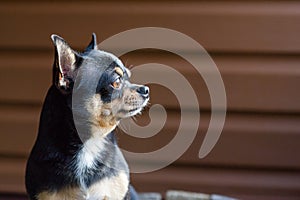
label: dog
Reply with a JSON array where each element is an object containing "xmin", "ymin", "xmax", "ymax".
[{"xmin": 25, "ymin": 33, "xmax": 149, "ymax": 200}]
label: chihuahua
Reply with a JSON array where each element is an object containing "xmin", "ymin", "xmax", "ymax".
[{"xmin": 25, "ymin": 33, "xmax": 149, "ymax": 200}]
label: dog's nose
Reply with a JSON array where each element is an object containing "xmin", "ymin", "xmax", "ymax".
[{"xmin": 137, "ymin": 86, "xmax": 149, "ymax": 98}]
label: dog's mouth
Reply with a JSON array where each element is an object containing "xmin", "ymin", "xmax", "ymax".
[
  {"xmin": 118, "ymin": 105, "xmax": 145, "ymax": 117},
  {"xmin": 118, "ymin": 108, "xmax": 139, "ymax": 114},
  {"xmin": 129, "ymin": 108, "xmax": 140, "ymax": 113},
  {"xmin": 117, "ymin": 97, "xmax": 149, "ymax": 118}
]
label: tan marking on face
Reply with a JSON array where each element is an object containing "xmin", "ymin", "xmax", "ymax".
[
  {"xmin": 86, "ymin": 94, "xmax": 123, "ymax": 137},
  {"xmin": 96, "ymin": 98, "xmax": 122, "ymax": 128},
  {"xmin": 97, "ymin": 114, "xmax": 117, "ymax": 128},
  {"xmin": 85, "ymin": 83, "xmax": 149, "ymax": 137},
  {"xmin": 86, "ymin": 95, "xmax": 116, "ymax": 138},
  {"xmin": 115, "ymin": 67, "xmax": 124, "ymax": 77}
]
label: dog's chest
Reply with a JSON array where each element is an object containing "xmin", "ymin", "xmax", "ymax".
[
  {"xmin": 37, "ymin": 171, "xmax": 129, "ymax": 200},
  {"xmin": 37, "ymin": 137, "xmax": 129, "ymax": 200},
  {"xmin": 74, "ymin": 137, "xmax": 129, "ymax": 199}
]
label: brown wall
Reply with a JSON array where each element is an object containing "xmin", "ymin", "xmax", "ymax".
[{"xmin": 0, "ymin": 1, "xmax": 300, "ymax": 199}]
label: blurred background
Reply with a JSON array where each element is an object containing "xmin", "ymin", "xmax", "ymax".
[{"xmin": 0, "ymin": 1, "xmax": 300, "ymax": 199}]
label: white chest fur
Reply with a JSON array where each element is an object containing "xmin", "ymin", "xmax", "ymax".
[
  {"xmin": 37, "ymin": 137, "xmax": 129, "ymax": 200},
  {"xmin": 37, "ymin": 171, "xmax": 129, "ymax": 200},
  {"xmin": 76, "ymin": 137, "xmax": 129, "ymax": 199}
]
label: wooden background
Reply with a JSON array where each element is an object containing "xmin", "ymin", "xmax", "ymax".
[{"xmin": 0, "ymin": 1, "xmax": 300, "ymax": 199}]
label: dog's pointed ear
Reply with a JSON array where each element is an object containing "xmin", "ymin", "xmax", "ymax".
[
  {"xmin": 51, "ymin": 34, "xmax": 81, "ymax": 93},
  {"xmin": 84, "ymin": 33, "xmax": 98, "ymax": 52}
]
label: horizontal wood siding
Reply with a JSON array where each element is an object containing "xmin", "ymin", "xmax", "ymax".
[
  {"xmin": 1, "ymin": 2, "xmax": 300, "ymax": 53},
  {"xmin": 0, "ymin": 1, "xmax": 299, "ymax": 199}
]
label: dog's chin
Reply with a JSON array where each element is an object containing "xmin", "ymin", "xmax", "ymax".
[
  {"xmin": 117, "ymin": 107, "xmax": 143, "ymax": 119},
  {"xmin": 118, "ymin": 98, "xmax": 149, "ymax": 119}
]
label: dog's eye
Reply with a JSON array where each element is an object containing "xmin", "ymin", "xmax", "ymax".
[{"xmin": 111, "ymin": 77, "xmax": 122, "ymax": 89}]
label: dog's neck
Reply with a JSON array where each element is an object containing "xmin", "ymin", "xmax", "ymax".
[
  {"xmin": 35, "ymin": 85, "xmax": 115, "ymax": 157},
  {"xmin": 36, "ymin": 85, "xmax": 80, "ymax": 154},
  {"xmin": 34, "ymin": 85, "xmax": 129, "ymax": 186}
]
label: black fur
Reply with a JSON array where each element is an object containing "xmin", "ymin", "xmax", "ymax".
[
  {"xmin": 25, "ymin": 85, "xmax": 124, "ymax": 199},
  {"xmin": 25, "ymin": 34, "xmax": 139, "ymax": 200}
]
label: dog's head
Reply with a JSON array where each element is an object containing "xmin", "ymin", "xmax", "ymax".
[{"xmin": 51, "ymin": 34, "xmax": 149, "ymax": 139}]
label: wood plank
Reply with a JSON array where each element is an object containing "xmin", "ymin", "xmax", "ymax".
[
  {"xmin": 121, "ymin": 52, "xmax": 300, "ymax": 113},
  {"xmin": 0, "ymin": 51, "xmax": 300, "ymax": 113},
  {"xmin": 0, "ymin": 105, "xmax": 39, "ymax": 156},
  {"xmin": 119, "ymin": 111, "xmax": 300, "ymax": 170},
  {"xmin": 1, "ymin": 1, "xmax": 300, "ymax": 53},
  {"xmin": 0, "ymin": 52, "xmax": 52, "ymax": 103},
  {"xmin": 1, "ymin": 105, "xmax": 300, "ymax": 170},
  {"xmin": 132, "ymin": 166, "xmax": 300, "ymax": 200},
  {"xmin": 0, "ymin": 158, "xmax": 26, "ymax": 194},
  {"xmin": 179, "ymin": 113, "xmax": 300, "ymax": 170}
]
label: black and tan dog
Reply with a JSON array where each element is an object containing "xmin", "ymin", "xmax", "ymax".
[{"xmin": 25, "ymin": 34, "xmax": 149, "ymax": 200}]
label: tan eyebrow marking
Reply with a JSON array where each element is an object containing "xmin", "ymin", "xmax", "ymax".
[{"xmin": 115, "ymin": 67, "xmax": 124, "ymax": 77}]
